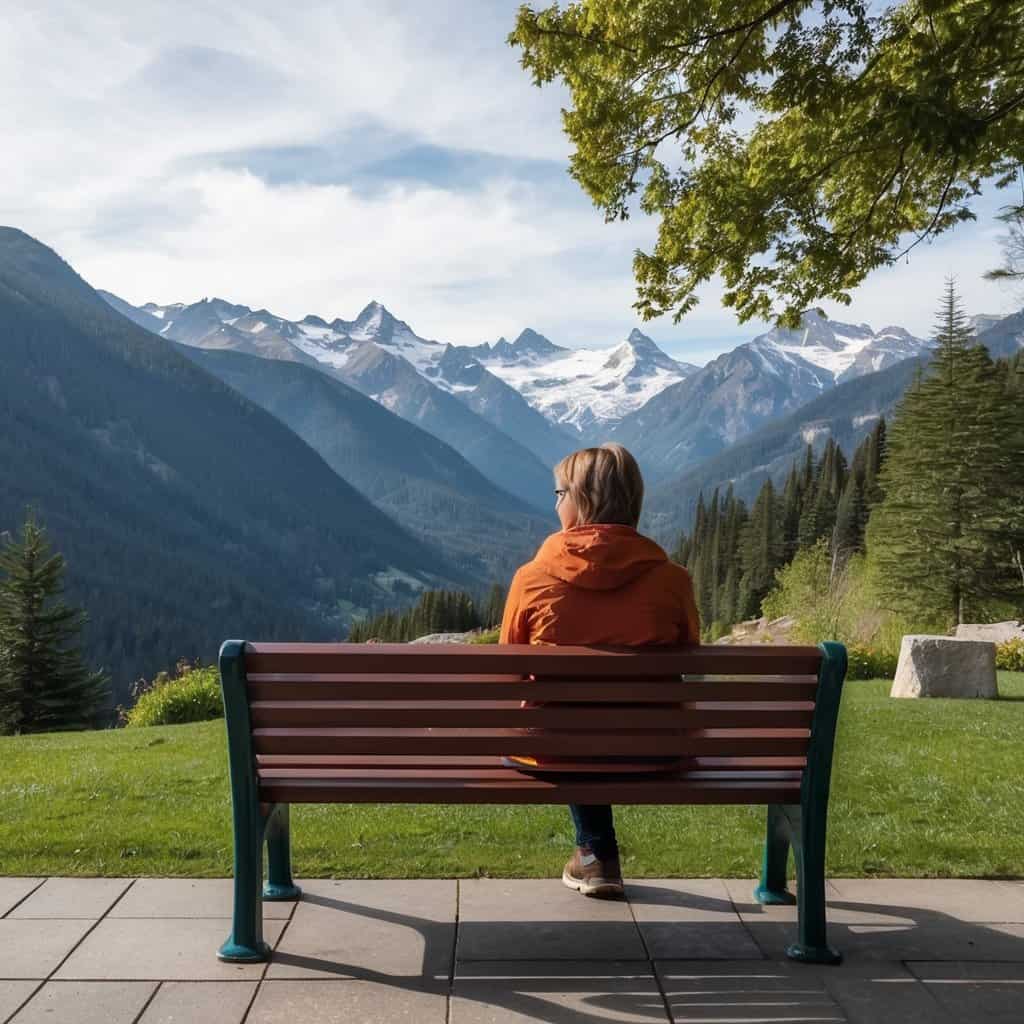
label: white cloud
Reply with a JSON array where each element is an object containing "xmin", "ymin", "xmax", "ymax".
[{"xmin": 1, "ymin": 0, "xmax": 1017, "ymax": 364}]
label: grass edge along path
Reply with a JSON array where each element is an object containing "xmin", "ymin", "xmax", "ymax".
[{"xmin": 1, "ymin": 674, "xmax": 1022, "ymax": 879}]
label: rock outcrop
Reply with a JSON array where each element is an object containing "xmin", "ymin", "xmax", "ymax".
[
  {"xmin": 891, "ymin": 636, "xmax": 998, "ymax": 699},
  {"xmin": 954, "ymin": 621, "xmax": 1024, "ymax": 644}
]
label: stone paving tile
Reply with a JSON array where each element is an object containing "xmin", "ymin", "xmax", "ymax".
[
  {"xmin": 109, "ymin": 878, "xmax": 293, "ymax": 919},
  {"xmin": 137, "ymin": 980, "xmax": 258, "ymax": 1023},
  {"xmin": 54, "ymin": 918, "xmax": 285, "ymax": 981},
  {"xmin": 453, "ymin": 961, "xmax": 669, "ymax": 1023},
  {"xmin": 655, "ymin": 961, "xmax": 845, "ymax": 1024},
  {"xmin": 247, "ymin": 980, "xmax": 447, "ymax": 1023},
  {"xmin": 8, "ymin": 878, "xmax": 132, "ymax": 919},
  {"xmin": 829, "ymin": 878, "xmax": 1024, "ymax": 923},
  {"xmin": 907, "ymin": 961, "xmax": 1024, "ymax": 1023},
  {"xmin": 267, "ymin": 879, "xmax": 455, "ymax": 987},
  {"xmin": 0, "ymin": 880, "xmax": 43, "ymax": 918},
  {"xmin": 627, "ymin": 880, "xmax": 763, "ymax": 960},
  {"xmin": 0, "ymin": 982, "xmax": 40, "ymax": 1023},
  {"xmin": 0, "ymin": 920, "xmax": 95, "ymax": 980},
  {"xmin": 804, "ymin": 961, "xmax": 958, "ymax": 1024},
  {"xmin": 458, "ymin": 879, "xmax": 647, "ymax": 962},
  {"xmin": 724, "ymin": 879, "xmax": 914, "ymax": 926},
  {"xmin": 9, "ymin": 981, "xmax": 156, "ymax": 1024},
  {"xmin": 744, "ymin": 919, "xmax": 1024, "ymax": 963}
]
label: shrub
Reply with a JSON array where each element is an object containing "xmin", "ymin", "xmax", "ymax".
[
  {"xmin": 845, "ymin": 644, "xmax": 899, "ymax": 681},
  {"xmin": 996, "ymin": 638, "xmax": 1024, "ymax": 672},
  {"xmin": 124, "ymin": 662, "xmax": 222, "ymax": 727},
  {"xmin": 468, "ymin": 628, "xmax": 500, "ymax": 644},
  {"xmin": 762, "ymin": 540, "xmax": 863, "ymax": 645}
]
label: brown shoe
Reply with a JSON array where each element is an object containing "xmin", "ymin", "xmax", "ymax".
[{"xmin": 561, "ymin": 846, "xmax": 624, "ymax": 898}]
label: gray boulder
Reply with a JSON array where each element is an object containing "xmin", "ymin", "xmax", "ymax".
[
  {"xmin": 954, "ymin": 621, "xmax": 1024, "ymax": 644},
  {"xmin": 891, "ymin": 635, "xmax": 998, "ymax": 699}
]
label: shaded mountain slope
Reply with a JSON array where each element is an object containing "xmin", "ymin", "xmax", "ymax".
[
  {"xmin": 0, "ymin": 228, "xmax": 462, "ymax": 701},
  {"xmin": 640, "ymin": 357, "xmax": 926, "ymax": 545},
  {"xmin": 181, "ymin": 345, "xmax": 554, "ymax": 581}
]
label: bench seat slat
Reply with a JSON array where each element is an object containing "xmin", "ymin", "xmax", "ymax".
[
  {"xmin": 246, "ymin": 679, "xmax": 820, "ymax": 702},
  {"xmin": 244, "ymin": 642, "xmax": 822, "ymax": 677},
  {"xmin": 259, "ymin": 768, "xmax": 803, "ymax": 782},
  {"xmin": 254, "ymin": 754, "xmax": 809, "ymax": 770},
  {"xmin": 251, "ymin": 726, "xmax": 811, "ymax": 757},
  {"xmin": 248, "ymin": 701, "xmax": 815, "ymax": 730},
  {"xmin": 256, "ymin": 774, "xmax": 803, "ymax": 805}
]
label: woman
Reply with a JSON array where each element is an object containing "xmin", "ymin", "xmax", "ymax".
[{"xmin": 499, "ymin": 442, "xmax": 700, "ymax": 898}]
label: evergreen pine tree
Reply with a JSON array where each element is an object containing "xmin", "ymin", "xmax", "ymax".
[
  {"xmin": 832, "ymin": 477, "xmax": 866, "ymax": 559},
  {"xmin": 484, "ymin": 583, "xmax": 506, "ymax": 628},
  {"xmin": 798, "ymin": 444, "xmax": 815, "ymax": 495},
  {"xmin": 0, "ymin": 512, "xmax": 109, "ymax": 733},
  {"xmin": 739, "ymin": 480, "xmax": 783, "ymax": 619},
  {"xmin": 868, "ymin": 279, "xmax": 1021, "ymax": 624},
  {"xmin": 780, "ymin": 466, "xmax": 802, "ymax": 561},
  {"xmin": 864, "ymin": 417, "xmax": 887, "ymax": 507}
]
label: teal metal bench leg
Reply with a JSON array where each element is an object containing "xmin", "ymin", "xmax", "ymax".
[
  {"xmin": 754, "ymin": 804, "xmax": 796, "ymax": 905},
  {"xmin": 217, "ymin": 640, "xmax": 272, "ymax": 963},
  {"xmin": 782, "ymin": 640, "xmax": 846, "ymax": 966},
  {"xmin": 219, "ymin": 824, "xmax": 269, "ymax": 962},
  {"xmin": 788, "ymin": 803, "xmax": 841, "ymax": 964},
  {"xmin": 264, "ymin": 803, "xmax": 302, "ymax": 901}
]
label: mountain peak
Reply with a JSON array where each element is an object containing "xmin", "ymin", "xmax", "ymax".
[
  {"xmin": 607, "ymin": 328, "xmax": 684, "ymax": 373},
  {"xmin": 341, "ymin": 300, "xmax": 399, "ymax": 343},
  {"xmin": 512, "ymin": 328, "xmax": 562, "ymax": 355}
]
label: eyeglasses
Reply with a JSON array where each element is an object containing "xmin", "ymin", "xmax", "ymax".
[{"xmin": 554, "ymin": 489, "xmax": 567, "ymax": 503}]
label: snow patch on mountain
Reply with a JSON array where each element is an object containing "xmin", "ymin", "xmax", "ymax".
[
  {"xmin": 131, "ymin": 294, "xmax": 696, "ymax": 435},
  {"xmin": 474, "ymin": 327, "xmax": 697, "ymax": 432},
  {"xmin": 752, "ymin": 312, "xmax": 930, "ymax": 384}
]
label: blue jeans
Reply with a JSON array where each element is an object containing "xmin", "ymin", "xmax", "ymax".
[{"xmin": 569, "ymin": 804, "xmax": 617, "ymax": 859}]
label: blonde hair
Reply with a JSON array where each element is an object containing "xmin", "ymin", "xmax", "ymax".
[{"xmin": 555, "ymin": 442, "xmax": 644, "ymax": 528}]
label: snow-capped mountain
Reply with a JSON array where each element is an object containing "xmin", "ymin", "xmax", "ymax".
[
  {"xmin": 750, "ymin": 312, "xmax": 930, "ymax": 383},
  {"xmin": 460, "ymin": 327, "xmax": 699, "ymax": 436},
  {"xmin": 102, "ymin": 294, "xmax": 570, "ymax": 507},
  {"xmin": 286, "ymin": 305, "xmax": 697, "ymax": 439},
  {"xmin": 100, "ymin": 293, "xmax": 700, "ymax": 458},
  {"xmin": 609, "ymin": 313, "xmax": 931, "ymax": 483},
  {"xmin": 102, "ymin": 292, "xmax": 957, "ymax": 492}
]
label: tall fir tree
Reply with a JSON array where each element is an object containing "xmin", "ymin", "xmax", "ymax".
[
  {"xmin": 864, "ymin": 417, "xmax": 888, "ymax": 507},
  {"xmin": 832, "ymin": 477, "xmax": 866, "ymax": 560},
  {"xmin": 0, "ymin": 512, "xmax": 109, "ymax": 733},
  {"xmin": 779, "ymin": 465, "xmax": 803, "ymax": 561},
  {"xmin": 739, "ymin": 480, "xmax": 784, "ymax": 619},
  {"xmin": 868, "ymin": 279, "xmax": 1022, "ymax": 624},
  {"xmin": 483, "ymin": 583, "xmax": 507, "ymax": 628}
]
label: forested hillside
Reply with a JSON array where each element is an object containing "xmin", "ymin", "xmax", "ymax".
[
  {"xmin": 182, "ymin": 345, "xmax": 553, "ymax": 582},
  {"xmin": 0, "ymin": 228, "xmax": 465, "ymax": 704}
]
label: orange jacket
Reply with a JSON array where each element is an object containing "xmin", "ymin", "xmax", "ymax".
[
  {"xmin": 499, "ymin": 523, "xmax": 700, "ymax": 770},
  {"xmin": 500, "ymin": 523, "xmax": 700, "ymax": 647}
]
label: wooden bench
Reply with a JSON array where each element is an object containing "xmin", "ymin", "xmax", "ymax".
[{"xmin": 216, "ymin": 640, "xmax": 847, "ymax": 965}]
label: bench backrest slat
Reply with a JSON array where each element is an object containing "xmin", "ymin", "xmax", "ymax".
[
  {"xmin": 244, "ymin": 643, "xmax": 823, "ymax": 677},
  {"xmin": 248, "ymin": 700, "xmax": 815, "ymax": 731},
  {"xmin": 246, "ymin": 677, "xmax": 819, "ymax": 703},
  {"xmin": 250, "ymin": 726, "xmax": 813, "ymax": 758},
  {"xmin": 231, "ymin": 642, "xmax": 824, "ymax": 768}
]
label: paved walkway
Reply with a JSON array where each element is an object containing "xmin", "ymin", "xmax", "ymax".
[{"xmin": 1, "ymin": 877, "xmax": 1023, "ymax": 1022}]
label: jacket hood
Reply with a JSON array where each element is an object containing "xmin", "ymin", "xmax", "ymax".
[{"xmin": 533, "ymin": 523, "xmax": 669, "ymax": 591}]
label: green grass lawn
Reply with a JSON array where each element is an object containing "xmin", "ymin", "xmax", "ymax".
[{"xmin": 1, "ymin": 673, "xmax": 1022, "ymax": 879}]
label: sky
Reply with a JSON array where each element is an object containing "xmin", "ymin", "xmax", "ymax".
[{"xmin": 3, "ymin": 0, "xmax": 1021, "ymax": 367}]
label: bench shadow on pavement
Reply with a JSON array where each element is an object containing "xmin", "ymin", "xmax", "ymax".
[{"xmin": 265, "ymin": 883, "xmax": 1024, "ymax": 1023}]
